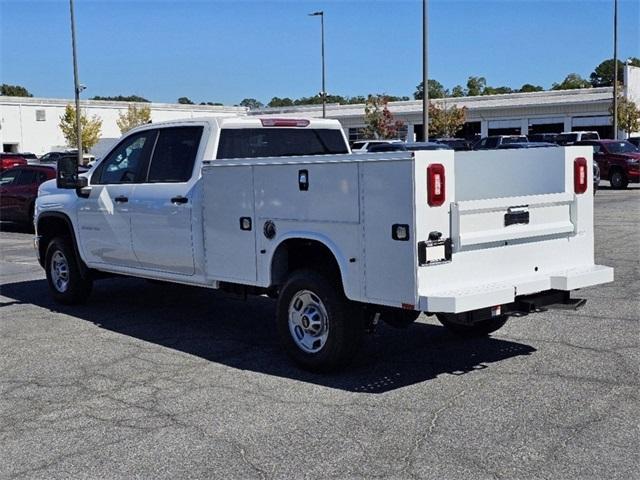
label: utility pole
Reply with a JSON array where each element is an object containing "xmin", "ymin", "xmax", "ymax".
[
  {"xmin": 309, "ymin": 11, "xmax": 326, "ymax": 118},
  {"xmin": 612, "ymin": 0, "xmax": 618, "ymax": 139},
  {"xmin": 422, "ymin": 0, "xmax": 429, "ymax": 141},
  {"xmin": 69, "ymin": 0, "xmax": 83, "ymax": 163}
]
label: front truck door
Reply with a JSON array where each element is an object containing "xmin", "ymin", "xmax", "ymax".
[
  {"xmin": 77, "ymin": 130, "xmax": 157, "ymax": 267},
  {"xmin": 129, "ymin": 126, "xmax": 204, "ymax": 276}
]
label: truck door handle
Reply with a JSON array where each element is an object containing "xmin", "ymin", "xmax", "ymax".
[
  {"xmin": 114, "ymin": 195, "xmax": 128, "ymax": 203},
  {"xmin": 171, "ymin": 196, "xmax": 188, "ymax": 205}
]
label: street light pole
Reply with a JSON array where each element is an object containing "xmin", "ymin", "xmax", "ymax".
[
  {"xmin": 69, "ymin": 0, "xmax": 82, "ymax": 164},
  {"xmin": 612, "ymin": 0, "xmax": 618, "ymax": 139},
  {"xmin": 309, "ymin": 11, "xmax": 326, "ymax": 118},
  {"xmin": 422, "ymin": 0, "xmax": 429, "ymax": 141}
]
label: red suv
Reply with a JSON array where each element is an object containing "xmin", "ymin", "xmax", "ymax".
[
  {"xmin": 576, "ymin": 140, "xmax": 640, "ymax": 189},
  {"xmin": 0, "ymin": 153, "xmax": 28, "ymax": 172},
  {"xmin": 0, "ymin": 165, "xmax": 56, "ymax": 228}
]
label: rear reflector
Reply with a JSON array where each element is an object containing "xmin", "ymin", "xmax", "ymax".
[
  {"xmin": 260, "ymin": 118, "xmax": 310, "ymax": 127},
  {"xmin": 427, "ymin": 163, "xmax": 446, "ymax": 206},
  {"xmin": 574, "ymin": 157, "xmax": 587, "ymax": 194}
]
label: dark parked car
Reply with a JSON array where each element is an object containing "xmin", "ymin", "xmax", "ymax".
[
  {"xmin": 473, "ymin": 135, "xmax": 528, "ymax": 150},
  {"xmin": 0, "ymin": 153, "xmax": 28, "ymax": 172},
  {"xmin": 576, "ymin": 140, "xmax": 640, "ymax": 189},
  {"xmin": 367, "ymin": 143, "xmax": 408, "ymax": 152},
  {"xmin": 38, "ymin": 151, "xmax": 67, "ymax": 164},
  {"xmin": 0, "ymin": 165, "xmax": 56, "ymax": 227},
  {"xmin": 528, "ymin": 133, "xmax": 559, "ymax": 143},
  {"xmin": 497, "ymin": 142, "xmax": 558, "ymax": 149},
  {"xmin": 404, "ymin": 142, "xmax": 451, "ymax": 151},
  {"xmin": 433, "ymin": 138, "xmax": 472, "ymax": 151}
]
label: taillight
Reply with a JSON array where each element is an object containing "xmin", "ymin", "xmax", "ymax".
[
  {"xmin": 260, "ymin": 118, "xmax": 310, "ymax": 127},
  {"xmin": 427, "ymin": 163, "xmax": 446, "ymax": 206},
  {"xmin": 574, "ymin": 157, "xmax": 588, "ymax": 194}
]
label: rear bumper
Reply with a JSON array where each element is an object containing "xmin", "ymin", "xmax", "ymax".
[{"xmin": 419, "ymin": 264, "xmax": 613, "ymax": 313}]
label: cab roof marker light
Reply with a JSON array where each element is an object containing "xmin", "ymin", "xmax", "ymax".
[{"xmin": 260, "ymin": 118, "xmax": 310, "ymax": 127}]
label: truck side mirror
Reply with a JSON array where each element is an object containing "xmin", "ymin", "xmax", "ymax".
[{"xmin": 56, "ymin": 156, "xmax": 87, "ymax": 189}]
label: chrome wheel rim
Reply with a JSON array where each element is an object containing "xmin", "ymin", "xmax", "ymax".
[
  {"xmin": 288, "ymin": 290, "xmax": 329, "ymax": 353},
  {"xmin": 51, "ymin": 250, "xmax": 70, "ymax": 293}
]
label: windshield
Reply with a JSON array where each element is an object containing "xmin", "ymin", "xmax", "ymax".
[
  {"xmin": 502, "ymin": 137, "xmax": 527, "ymax": 144},
  {"xmin": 605, "ymin": 141, "xmax": 639, "ymax": 154}
]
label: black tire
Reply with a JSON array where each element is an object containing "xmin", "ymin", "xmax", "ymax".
[
  {"xmin": 437, "ymin": 313, "xmax": 508, "ymax": 338},
  {"xmin": 45, "ymin": 236, "xmax": 93, "ymax": 305},
  {"xmin": 276, "ymin": 270, "xmax": 363, "ymax": 372},
  {"xmin": 609, "ymin": 169, "xmax": 628, "ymax": 189}
]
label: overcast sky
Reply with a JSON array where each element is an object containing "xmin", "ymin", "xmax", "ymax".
[{"xmin": 1, "ymin": 0, "xmax": 638, "ymax": 104}]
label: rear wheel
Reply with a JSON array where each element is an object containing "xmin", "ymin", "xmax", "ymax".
[
  {"xmin": 276, "ymin": 270, "xmax": 363, "ymax": 372},
  {"xmin": 45, "ymin": 236, "xmax": 93, "ymax": 304},
  {"xmin": 609, "ymin": 169, "xmax": 628, "ymax": 189},
  {"xmin": 437, "ymin": 313, "xmax": 508, "ymax": 338}
]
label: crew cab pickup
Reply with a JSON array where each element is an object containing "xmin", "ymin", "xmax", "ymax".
[
  {"xmin": 35, "ymin": 117, "xmax": 613, "ymax": 371},
  {"xmin": 576, "ymin": 139, "xmax": 640, "ymax": 189}
]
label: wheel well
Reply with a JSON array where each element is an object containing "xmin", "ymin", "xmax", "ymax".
[
  {"xmin": 37, "ymin": 214, "xmax": 74, "ymax": 268},
  {"xmin": 271, "ymin": 239, "xmax": 343, "ymax": 288}
]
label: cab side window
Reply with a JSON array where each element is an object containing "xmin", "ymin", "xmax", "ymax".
[
  {"xmin": 92, "ymin": 130, "xmax": 156, "ymax": 185},
  {"xmin": 146, "ymin": 126, "xmax": 203, "ymax": 183}
]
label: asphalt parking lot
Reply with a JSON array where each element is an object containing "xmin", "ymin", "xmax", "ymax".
[{"xmin": 1, "ymin": 185, "xmax": 638, "ymax": 480}]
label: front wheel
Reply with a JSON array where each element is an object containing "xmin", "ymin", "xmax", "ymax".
[
  {"xmin": 609, "ymin": 169, "xmax": 628, "ymax": 189},
  {"xmin": 276, "ymin": 270, "xmax": 363, "ymax": 372},
  {"xmin": 45, "ymin": 236, "xmax": 93, "ymax": 304},
  {"xmin": 437, "ymin": 313, "xmax": 508, "ymax": 338}
]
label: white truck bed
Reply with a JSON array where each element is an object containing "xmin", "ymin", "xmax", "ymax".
[{"xmin": 201, "ymin": 147, "xmax": 612, "ymax": 314}]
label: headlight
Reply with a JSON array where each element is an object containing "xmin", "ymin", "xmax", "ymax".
[{"xmin": 626, "ymin": 158, "xmax": 640, "ymax": 165}]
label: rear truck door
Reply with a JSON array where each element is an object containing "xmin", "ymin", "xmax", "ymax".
[
  {"xmin": 129, "ymin": 126, "xmax": 205, "ymax": 276},
  {"xmin": 415, "ymin": 147, "xmax": 613, "ymax": 313},
  {"xmin": 77, "ymin": 130, "xmax": 156, "ymax": 267}
]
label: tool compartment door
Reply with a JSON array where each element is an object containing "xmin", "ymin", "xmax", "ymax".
[{"xmin": 202, "ymin": 165, "xmax": 257, "ymax": 283}]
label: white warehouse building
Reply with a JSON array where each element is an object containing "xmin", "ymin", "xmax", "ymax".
[{"xmin": 1, "ymin": 65, "xmax": 638, "ymax": 156}]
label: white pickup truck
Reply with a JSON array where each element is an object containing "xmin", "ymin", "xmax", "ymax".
[{"xmin": 35, "ymin": 116, "xmax": 613, "ymax": 371}]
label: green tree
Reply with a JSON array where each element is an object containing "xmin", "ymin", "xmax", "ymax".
[
  {"xmin": 267, "ymin": 97, "xmax": 295, "ymax": 107},
  {"xmin": 466, "ymin": 76, "xmax": 487, "ymax": 96},
  {"xmin": 361, "ymin": 94, "xmax": 405, "ymax": 139},
  {"xmin": 178, "ymin": 97, "xmax": 194, "ymax": 105},
  {"xmin": 610, "ymin": 94, "xmax": 640, "ymax": 136},
  {"xmin": 551, "ymin": 73, "xmax": 591, "ymax": 90},
  {"xmin": 59, "ymin": 104, "xmax": 102, "ymax": 153},
  {"xmin": 450, "ymin": 85, "xmax": 465, "ymax": 97},
  {"xmin": 91, "ymin": 95, "xmax": 149, "ymax": 102},
  {"xmin": 429, "ymin": 102, "xmax": 467, "ymax": 138},
  {"xmin": 414, "ymin": 79, "xmax": 447, "ymax": 100},
  {"xmin": 590, "ymin": 58, "xmax": 640, "ymax": 87},
  {"xmin": 239, "ymin": 98, "xmax": 264, "ymax": 109},
  {"xmin": 1, "ymin": 83, "xmax": 33, "ymax": 97},
  {"xmin": 483, "ymin": 86, "xmax": 514, "ymax": 95},
  {"xmin": 519, "ymin": 83, "xmax": 544, "ymax": 93},
  {"xmin": 116, "ymin": 104, "xmax": 151, "ymax": 134}
]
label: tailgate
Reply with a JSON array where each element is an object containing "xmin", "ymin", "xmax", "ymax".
[{"xmin": 414, "ymin": 147, "xmax": 612, "ymax": 313}]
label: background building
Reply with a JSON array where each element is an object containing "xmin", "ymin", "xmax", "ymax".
[
  {"xmin": 0, "ymin": 98, "xmax": 245, "ymax": 155},
  {"xmin": 1, "ymin": 65, "xmax": 638, "ymax": 156}
]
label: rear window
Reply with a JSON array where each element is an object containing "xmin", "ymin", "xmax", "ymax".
[
  {"xmin": 582, "ymin": 133, "xmax": 599, "ymax": 141},
  {"xmin": 216, "ymin": 128, "xmax": 348, "ymax": 159}
]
